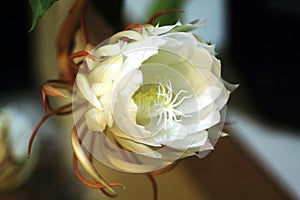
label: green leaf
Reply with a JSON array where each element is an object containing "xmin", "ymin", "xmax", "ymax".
[{"xmin": 28, "ymin": 0, "xmax": 58, "ymax": 32}]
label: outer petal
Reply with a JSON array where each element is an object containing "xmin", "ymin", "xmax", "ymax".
[
  {"xmin": 165, "ymin": 130, "xmax": 208, "ymax": 150},
  {"xmin": 161, "ymin": 32, "xmax": 214, "ymax": 71},
  {"xmin": 114, "ymin": 135, "xmax": 161, "ymax": 158},
  {"xmin": 180, "ymin": 104, "xmax": 221, "ymax": 134},
  {"xmin": 95, "ymin": 42, "xmax": 122, "ymax": 56},
  {"xmin": 110, "ymin": 125, "xmax": 161, "ymax": 147},
  {"xmin": 76, "ymin": 73, "xmax": 102, "ymax": 110},
  {"xmin": 144, "ymin": 21, "xmax": 182, "ymax": 36},
  {"xmin": 88, "ymin": 55, "xmax": 123, "ymax": 84},
  {"xmin": 85, "ymin": 108, "xmax": 107, "ymax": 132},
  {"xmin": 109, "ymin": 30, "xmax": 142, "ymax": 43}
]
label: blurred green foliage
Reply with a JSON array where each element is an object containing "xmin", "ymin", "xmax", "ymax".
[{"xmin": 146, "ymin": 0, "xmax": 185, "ymax": 25}]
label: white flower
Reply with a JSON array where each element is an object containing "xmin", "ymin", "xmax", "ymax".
[{"xmin": 72, "ymin": 22, "xmax": 236, "ymax": 173}]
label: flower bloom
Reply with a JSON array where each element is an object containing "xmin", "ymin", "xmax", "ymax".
[{"xmin": 73, "ymin": 21, "xmax": 235, "ymax": 173}]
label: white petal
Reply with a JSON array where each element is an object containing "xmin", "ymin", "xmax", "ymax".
[
  {"xmin": 114, "ymin": 136, "xmax": 161, "ymax": 158},
  {"xmin": 211, "ymin": 57, "xmax": 222, "ymax": 78},
  {"xmin": 110, "ymin": 125, "xmax": 161, "ymax": 147},
  {"xmin": 196, "ymin": 140, "xmax": 214, "ymax": 158},
  {"xmin": 76, "ymin": 73, "xmax": 102, "ymax": 110},
  {"xmin": 88, "ymin": 55, "xmax": 123, "ymax": 83},
  {"xmin": 92, "ymin": 82, "xmax": 112, "ymax": 97},
  {"xmin": 163, "ymin": 31, "xmax": 197, "ymax": 44},
  {"xmin": 121, "ymin": 36, "xmax": 167, "ymax": 73},
  {"xmin": 105, "ymin": 155, "xmax": 157, "ymax": 173},
  {"xmin": 128, "ymin": 98, "xmax": 138, "ymax": 123},
  {"xmin": 189, "ymin": 69, "xmax": 229, "ymax": 112},
  {"xmin": 101, "ymin": 95, "xmax": 114, "ymax": 128},
  {"xmin": 189, "ymin": 46, "xmax": 213, "ymax": 70},
  {"xmin": 85, "ymin": 56, "xmax": 96, "ymax": 70},
  {"xmin": 112, "ymin": 70, "xmax": 155, "ymax": 139},
  {"xmin": 85, "ymin": 108, "xmax": 107, "ymax": 132},
  {"xmin": 109, "ymin": 30, "xmax": 142, "ymax": 44},
  {"xmin": 166, "ymin": 130, "xmax": 208, "ymax": 150},
  {"xmin": 95, "ymin": 42, "xmax": 122, "ymax": 56},
  {"xmin": 153, "ymin": 122, "xmax": 182, "ymax": 144},
  {"xmin": 223, "ymin": 79, "xmax": 239, "ymax": 92},
  {"xmin": 155, "ymin": 21, "xmax": 182, "ymax": 35},
  {"xmin": 207, "ymin": 125, "xmax": 224, "ymax": 146},
  {"xmin": 181, "ymin": 105, "xmax": 221, "ymax": 134}
]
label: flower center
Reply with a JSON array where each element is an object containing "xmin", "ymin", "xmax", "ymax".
[
  {"xmin": 133, "ymin": 81, "xmax": 192, "ymax": 129},
  {"xmin": 132, "ymin": 83, "xmax": 158, "ymax": 126}
]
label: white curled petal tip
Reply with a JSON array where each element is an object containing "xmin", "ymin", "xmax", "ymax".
[
  {"xmin": 223, "ymin": 80, "xmax": 239, "ymax": 92},
  {"xmin": 155, "ymin": 21, "xmax": 182, "ymax": 35},
  {"xmin": 221, "ymin": 132, "xmax": 229, "ymax": 137},
  {"xmin": 76, "ymin": 73, "xmax": 103, "ymax": 110},
  {"xmin": 196, "ymin": 141, "xmax": 215, "ymax": 158},
  {"xmin": 170, "ymin": 20, "xmax": 206, "ymax": 33}
]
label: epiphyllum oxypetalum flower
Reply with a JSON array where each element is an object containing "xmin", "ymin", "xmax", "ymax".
[{"xmin": 73, "ymin": 21, "xmax": 235, "ymax": 173}]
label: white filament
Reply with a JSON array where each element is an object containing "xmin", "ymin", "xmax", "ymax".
[{"xmin": 154, "ymin": 80, "xmax": 192, "ymax": 129}]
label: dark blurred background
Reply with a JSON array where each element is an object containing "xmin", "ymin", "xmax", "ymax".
[
  {"xmin": 0, "ymin": 1, "xmax": 32, "ymax": 92},
  {"xmin": 229, "ymin": 0, "xmax": 300, "ymax": 129}
]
